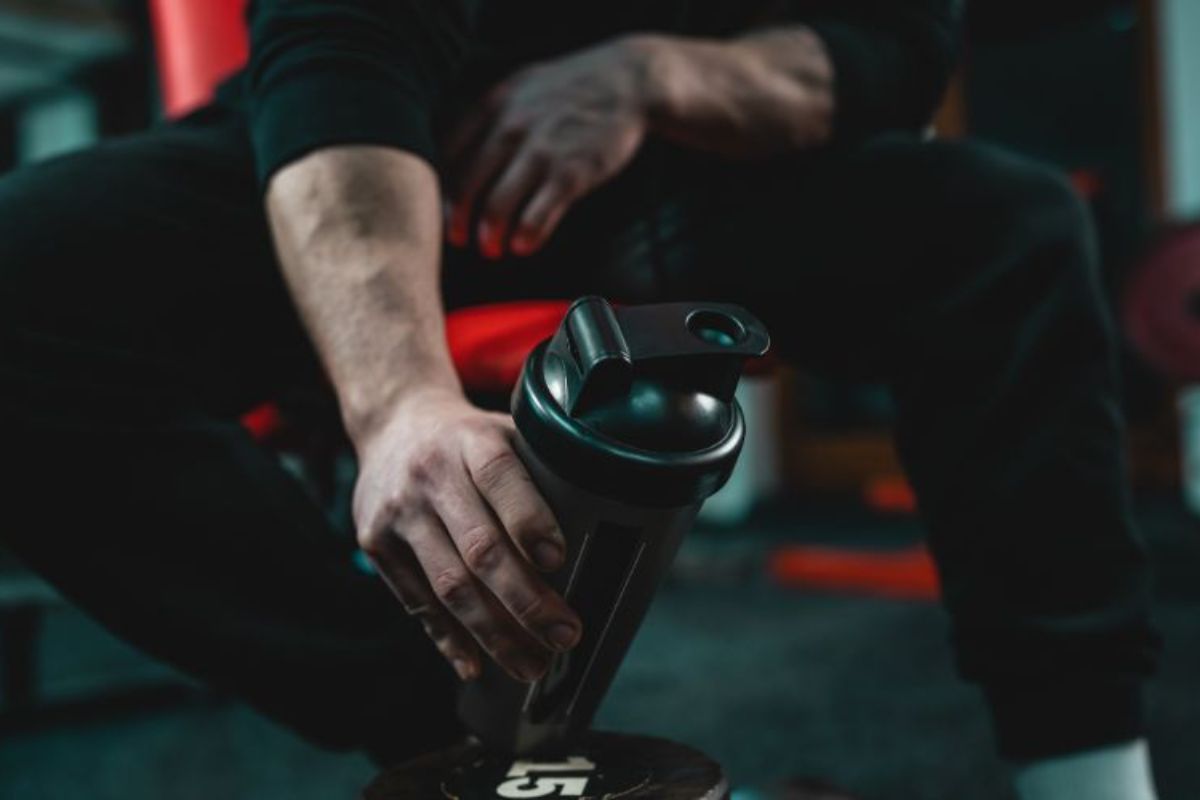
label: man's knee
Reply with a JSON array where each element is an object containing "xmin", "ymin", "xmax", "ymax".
[
  {"xmin": 901, "ymin": 140, "xmax": 1104, "ymax": 331},
  {"xmin": 0, "ymin": 142, "xmax": 182, "ymax": 344},
  {"xmin": 932, "ymin": 140, "xmax": 1096, "ymax": 271},
  {"xmin": 0, "ymin": 154, "xmax": 113, "ymax": 340}
]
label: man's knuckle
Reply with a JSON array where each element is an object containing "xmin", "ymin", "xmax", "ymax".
[
  {"xmin": 462, "ymin": 416, "xmax": 495, "ymax": 436},
  {"xmin": 431, "ymin": 568, "xmax": 473, "ymax": 609},
  {"xmin": 357, "ymin": 527, "xmax": 388, "ymax": 557},
  {"xmin": 473, "ymin": 447, "xmax": 519, "ymax": 488},
  {"xmin": 461, "ymin": 525, "xmax": 503, "ymax": 574},
  {"xmin": 379, "ymin": 492, "xmax": 406, "ymax": 519},
  {"xmin": 409, "ymin": 445, "xmax": 444, "ymax": 484},
  {"xmin": 511, "ymin": 591, "xmax": 547, "ymax": 624}
]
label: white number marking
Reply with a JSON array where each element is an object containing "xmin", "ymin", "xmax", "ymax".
[
  {"xmin": 495, "ymin": 756, "xmax": 598, "ymax": 798},
  {"xmin": 496, "ymin": 776, "xmax": 589, "ymax": 798}
]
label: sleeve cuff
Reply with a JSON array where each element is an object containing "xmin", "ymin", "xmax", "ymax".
[
  {"xmin": 803, "ymin": 19, "xmax": 896, "ymax": 144},
  {"xmin": 249, "ymin": 66, "xmax": 438, "ymax": 187},
  {"xmin": 804, "ymin": 14, "xmax": 958, "ymax": 143}
]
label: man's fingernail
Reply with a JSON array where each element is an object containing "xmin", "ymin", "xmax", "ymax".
[
  {"xmin": 517, "ymin": 660, "xmax": 547, "ymax": 683},
  {"xmin": 547, "ymin": 623, "xmax": 579, "ymax": 651},
  {"xmin": 532, "ymin": 540, "xmax": 563, "ymax": 571},
  {"xmin": 510, "ymin": 232, "xmax": 534, "ymax": 255},
  {"xmin": 478, "ymin": 222, "xmax": 497, "ymax": 256},
  {"xmin": 452, "ymin": 658, "xmax": 477, "ymax": 681}
]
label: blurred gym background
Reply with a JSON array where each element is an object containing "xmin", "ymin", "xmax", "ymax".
[{"xmin": 1, "ymin": 1, "xmax": 1199, "ymax": 798}]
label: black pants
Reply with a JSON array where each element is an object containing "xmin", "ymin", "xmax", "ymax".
[{"xmin": 0, "ymin": 105, "xmax": 1158, "ymax": 761}]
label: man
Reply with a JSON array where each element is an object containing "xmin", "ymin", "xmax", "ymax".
[{"xmin": 0, "ymin": 1, "xmax": 1161, "ymax": 797}]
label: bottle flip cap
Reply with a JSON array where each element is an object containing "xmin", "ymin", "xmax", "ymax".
[{"xmin": 513, "ymin": 296, "xmax": 770, "ymax": 507}]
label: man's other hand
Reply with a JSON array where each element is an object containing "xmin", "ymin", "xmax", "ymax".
[{"xmin": 444, "ymin": 37, "xmax": 656, "ymax": 259}]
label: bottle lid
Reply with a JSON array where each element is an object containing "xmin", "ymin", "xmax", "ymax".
[{"xmin": 512, "ymin": 296, "xmax": 770, "ymax": 507}]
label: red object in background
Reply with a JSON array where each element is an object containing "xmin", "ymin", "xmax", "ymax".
[
  {"xmin": 768, "ymin": 543, "xmax": 940, "ymax": 602},
  {"xmin": 239, "ymin": 402, "xmax": 283, "ymax": 440},
  {"xmin": 1124, "ymin": 224, "xmax": 1200, "ymax": 382},
  {"xmin": 445, "ymin": 301, "xmax": 572, "ymax": 393},
  {"xmin": 862, "ymin": 475, "xmax": 918, "ymax": 515},
  {"xmin": 148, "ymin": 0, "xmax": 250, "ymax": 118},
  {"xmin": 769, "ymin": 475, "xmax": 936, "ymax": 602}
]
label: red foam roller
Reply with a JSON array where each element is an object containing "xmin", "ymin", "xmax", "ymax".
[
  {"xmin": 445, "ymin": 301, "xmax": 572, "ymax": 393},
  {"xmin": 149, "ymin": 0, "xmax": 249, "ymax": 120},
  {"xmin": 768, "ymin": 543, "xmax": 941, "ymax": 602},
  {"xmin": 863, "ymin": 475, "xmax": 918, "ymax": 516}
]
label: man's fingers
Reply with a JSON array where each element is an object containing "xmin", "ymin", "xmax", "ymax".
[
  {"xmin": 510, "ymin": 174, "xmax": 581, "ymax": 256},
  {"xmin": 364, "ymin": 535, "xmax": 480, "ymax": 681},
  {"xmin": 467, "ymin": 440, "xmax": 570, "ymax": 575},
  {"xmin": 403, "ymin": 511, "xmax": 551, "ymax": 683},
  {"xmin": 477, "ymin": 154, "xmax": 548, "ymax": 261},
  {"xmin": 432, "ymin": 471, "xmax": 580, "ymax": 654},
  {"xmin": 441, "ymin": 102, "xmax": 497, "ymax": 241},
  {"xmin": 448, "ymin": 130, "xmax": 522, "ymax": 252}
]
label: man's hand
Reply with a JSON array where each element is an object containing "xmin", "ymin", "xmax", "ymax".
[
  {"xmin": 445, "ymin": 29, "xmax": 833, "ymax": 260},
  {"xmin": 445, "ymin": 38, "xmax": 654, "ymax": 259},
  {"xmin": 353, "ymin": 386, "xmax": 582, "ymax": 683}
]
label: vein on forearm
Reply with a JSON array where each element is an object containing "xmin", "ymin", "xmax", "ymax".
[{"xmin": 266, "ymin": 146, "xmax": 459, "ymax": 441}]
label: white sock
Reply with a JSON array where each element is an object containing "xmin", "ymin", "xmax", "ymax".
[{"xmin": 1014, "ymin": 740, "xmax": 1158, "ymax": 800}]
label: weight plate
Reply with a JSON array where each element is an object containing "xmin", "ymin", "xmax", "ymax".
[{"xmin": 364, "ymin": 731, "xmax": 728, "ymax": 800}]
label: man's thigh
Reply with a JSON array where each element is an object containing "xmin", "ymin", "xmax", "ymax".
[
  {"xmin": 650, "ymin": 134, "xmax": 1090, "ymax": 379},
  {"xmin": 0, "ymin": 113, "xmax": 464, "ymax": 755},
  {"xmin": 0, "ymin": 106, "xmax": 316, "ymax": 417}
]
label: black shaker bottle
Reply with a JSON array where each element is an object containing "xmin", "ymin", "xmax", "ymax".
[{"xmin": 457, "ymin": 296, "xmax": 769, "ymax": 755}]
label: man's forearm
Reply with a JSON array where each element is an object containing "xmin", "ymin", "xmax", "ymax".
[
  {"xmin": 631, "ymin": 27, "xmax": 835, "ymax": 157},
  {"xmin": 266, "ymin": 146, "xmax": 460, "ymax": 444},
  {"xmin": 267, "ymin": 147, "xmax": 581, "ymax": 684}
]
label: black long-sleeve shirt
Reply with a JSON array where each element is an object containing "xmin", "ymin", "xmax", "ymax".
[{"xmin": 227, "ymin": 0, "xmax": 962, "ymax": 185}]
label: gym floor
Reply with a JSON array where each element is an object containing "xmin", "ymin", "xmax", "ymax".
[{"xmin": 2, "ymin": 496, "xmax": 1198, "ymax": 800}]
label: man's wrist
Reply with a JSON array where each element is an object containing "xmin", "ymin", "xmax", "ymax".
[
  {"xmin": 340, "ymin": 360, "xmax": 463, "ymax": 448},
  {"xmin": 612, "ymin": 33, "xmax": 681, "ymax": 132},
  {"xmin": 615, "ymin": 27, "xmax": 835, "ymax": 155}
]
